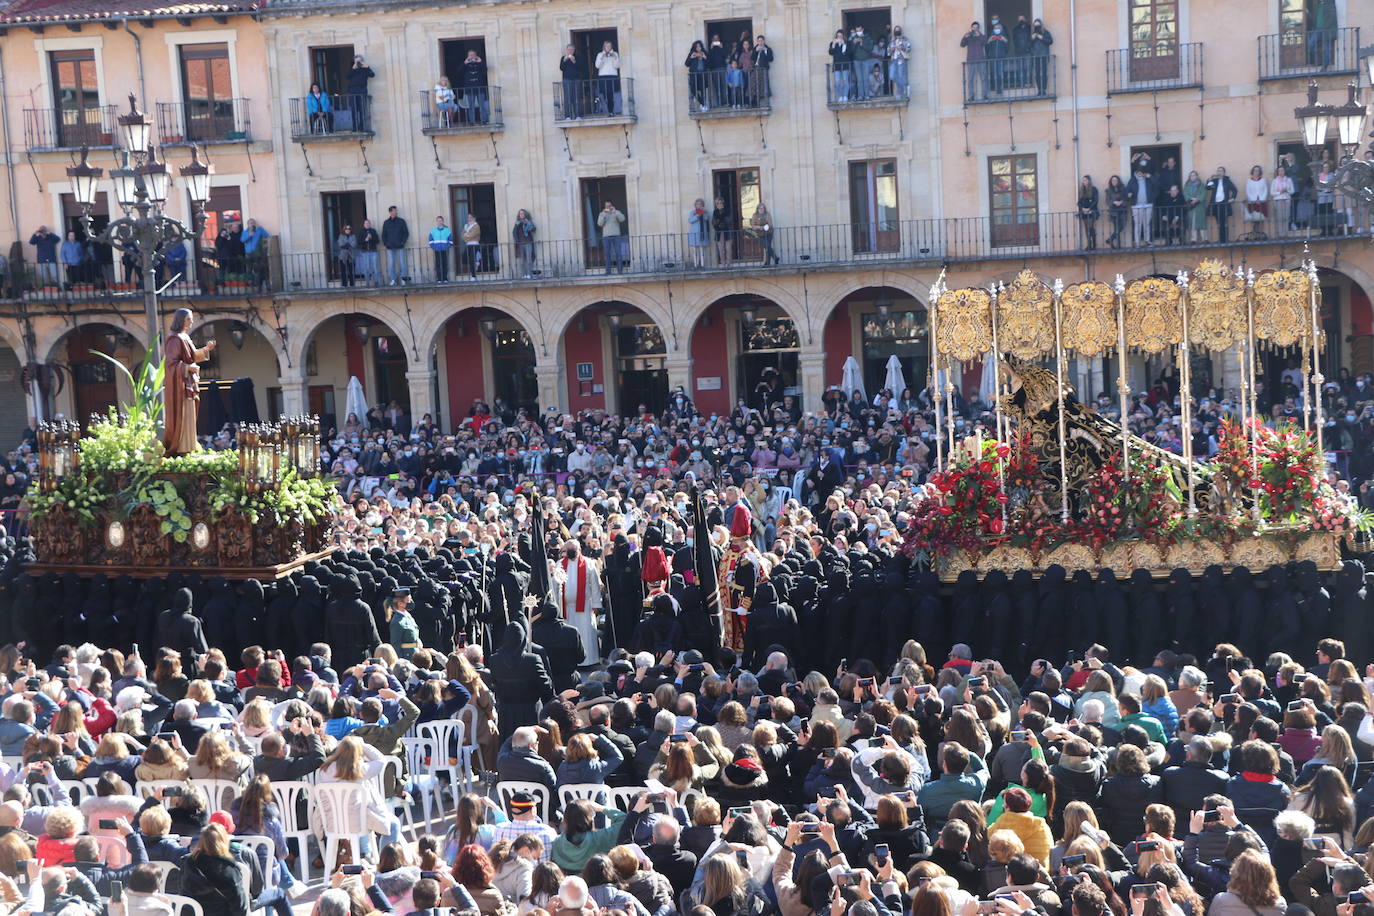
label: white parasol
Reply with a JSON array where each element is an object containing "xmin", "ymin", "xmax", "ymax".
[
  {"xmin": 841, "ymin": 356, "xmax": 866, "ymax": 403},
  {"xmin": 884, "ymin": 355, "xmax": 906, "ymax": 400},
  {"xmin": 345, "ymin": 376, "xmax": 368, "ymax": 427}
]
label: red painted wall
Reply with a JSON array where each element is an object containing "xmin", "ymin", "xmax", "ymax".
[
  {"xmin": 443, "ymin": 319, "xmax": 485, "ymax": 430},
  {"xmin": 690, "ymin": 310, "xmax": 730, "ymax": 416},
  {"xmin": 1352, "ymin": 285, "xmax": 1372, "ymax": 336},
  {"xmin": 564, "ymin": 318, "xmax": 607, "ymax": 413},
  {"xmin": 346, "ymin": 325, "xmax": 365, "ymax": 393},
  {"xmin": 823, "ymin": 302, "xmax": 852, "ymax": 389}
]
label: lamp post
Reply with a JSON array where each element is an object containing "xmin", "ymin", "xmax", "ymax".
[
  {"xmin": 66, "ymin": 94, "xmax": 214, "ymax": 364},
  {"xmin": 1296, "ymin": 80, "xmax": 1373, "ymax": 204}
]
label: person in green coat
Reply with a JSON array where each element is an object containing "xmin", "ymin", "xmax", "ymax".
[
  {"xmin": 1183, "ymin": 170, "xmax": 1207, "ymax": 243},
  {"xmin": 550, "ymin": 800, "xmax": 627, "ymax": 873},
  {"xmin": 386, "ymin": 587, "xmax": 422, "ymax": 659},
  {"xmin": 986, "ymin": 740, "xmax": 1051, "ymax": 822}
]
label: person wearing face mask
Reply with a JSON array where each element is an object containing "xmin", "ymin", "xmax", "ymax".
[
  {"xmin": 558, "ymin": 539, "xmax": 604, "ymax": 667},
  {"xmin": 984, "ymin": 15, "xmax": 1009, "ymax": 95},
  {"xmin": 567, "ymin": 441, "xmax": 594, "ymax": 474}
]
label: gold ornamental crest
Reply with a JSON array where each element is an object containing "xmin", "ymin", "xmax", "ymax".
[
  {"xmin": 1252, "ymin": 269, "xmax": 1311, "ymax": 348},
  {"xmin": 1188, "ymin": 259, "xmax": 1246, "ymax": 352},
  {"xmin": 1123, "ymin": 276, "xmax": 1183, "ymax": 354},
  {"xmin": 935, "ymin": 286, "xmax": 993, "ymax": 362},
  {"xmin": 997, "ymin": 270, "xmax": 1055, "ymax": 360},
  {"xmin": 1060, "ymin": 281, "xmax": 1118, "ymax": 357}
]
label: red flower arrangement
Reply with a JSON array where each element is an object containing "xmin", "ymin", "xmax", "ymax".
[{"xmin": 903, "ymin": 438, "xmax": 1008, "ymax": 558}]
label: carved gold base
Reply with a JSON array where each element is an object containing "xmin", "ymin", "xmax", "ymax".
[{"xmin": 937, "ymin": 530, "xmax": 1343, "ymax": 580}]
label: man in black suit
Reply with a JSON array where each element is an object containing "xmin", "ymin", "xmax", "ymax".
[{"xmin": 1205, "ymin": 166, "xmax": 1238, "ymax": 243}]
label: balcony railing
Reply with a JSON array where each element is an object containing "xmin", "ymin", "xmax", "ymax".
[
  {"xmin": 288, "ymin": 94, "xmax": 375, "ymax": 140},
  {"xmin": 156, "ymin": 98, "xmax": 251, "ymax": 145},
  {"xmin": 419, "ymin": 87, "xmax": 503, "ymax": 133},
  {"xmin": 552, "ymin": 77, "xmax": 636, "ymax": 122},
  {"xmin": 1258, "ymin": 27, "xmax": 1360, "ymax": 80},
  {"xmin": 23, "ymin": 105, "xmax": 117, "ymax": 151},
  {"xmin": 685, "ymin": 69, "xmax": 771, "ymax": 116},
  {"xmin": 825, "ymin": 63, "xmax": 910, "ymax": 108},
  {"xmin": 960, "ymin": 55, "xmax": 1056, "ymax": 104},
  {"xmin": 8, "ymin": 200, "xmax": 1370, "ymax": 303},
  {"xmin": 1107, "ymin": 42, "xmax": 1203, "ymax": 94}
]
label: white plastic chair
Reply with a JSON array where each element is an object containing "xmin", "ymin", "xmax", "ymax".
[
  {"xmin": 604, "ymin": 786, "xmax": 648, "ymax": 813},
  {"xmin": 416, "ymin": 718, "xmax": 467, "ymax": 797},
  {"xmin": 235, "ymin": 835, "xmax": 277, "ymax": 890},
  {"xmin": 458, "ymin": 704, "xmax": 487, "ymax": 775},
  {"xmin": 269, "ymin": 780, "xmax": 313, "ymax": 882},
  {"xmin": 137, "ymin": 779, "xmax": 188, "ymax": 801},
  {"xmin": 556, "ymin": 783, "xmax": 609, "ymax": 811},
  {"xmin": 401, "ymin": 735, "xmax": 443, "ymax": 826},
  {"xmin": 58, "ymin": 779, "xmax": 89, "ymax": 806},
  {"xmin": 146, "ymin": 860, "xmax": 179, "ymax": 891},
  {"xmin": 495, "ymin": 781, "xmax": 551, "ymax": 824},
  {"xmin": 163, "ymin": 894, "xmax": 203, "ymax": 916},
  {"xmin": 188, "ymin": 778, "xmax": 236, "ymax": 812},
  {"xmin": 310, "ymin": 782, "xmax": 371, "ymax": 875},
  {"xmin": 369, "ymin": 755, "xmax": 416, "ymax": 840}
]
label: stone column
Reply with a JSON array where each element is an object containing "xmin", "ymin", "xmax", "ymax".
[
  {"xmin": 405, "ymin": 369, "xmax": 437, "ymax": 422},
  {"xmin": 664, "ymin": 353, "xmax": 693, "ymax": 398},
  {"xmin": 277, "ymin": 376, "xmax": 308, "ymax": 416},
  {"xmin": 535, "ymin": 361, "xmax": 563, "ymax": 415},
  {"xmin": 799, "ymin": 349, "xmax": 827, "ymax": 412}
]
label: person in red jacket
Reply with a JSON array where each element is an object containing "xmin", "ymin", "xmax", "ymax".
[{"xmin": 235, "ymin": 646, "xmax": 292, "ymax": 690}]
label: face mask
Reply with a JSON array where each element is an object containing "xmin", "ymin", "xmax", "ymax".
[{"xmin": 584, "ymin": 488, "xmax": 594, "ymax": 497}]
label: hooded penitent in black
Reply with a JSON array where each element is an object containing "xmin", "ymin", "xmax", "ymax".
[
  {"xmin": 1197, "ymin": 565, "xmax": 1232, "ymax": 653},
  {"xmin": 950, "ymin": 570, "xmax": 981, "ymax": 653},
  {"xmin": 489, "ymin": 619, "xmax": 553, "ymax": 741},
  {"xmin": 1033, "ymin": 564, "xmax": 1068, "ymax": 662},
  {"xmin": 1128, "ymin": 568, "xmax": 1163, "ymax": 666},
  {"xmin": 157, "ymin": 587, "xmax": 207, "ymax": 656},
  {"xmin": 291, "ymin": 575, "xmax": 326, "ymax": 654},
  {"xmin": 1095, "ymin": 569, "xmax": 1128, "ymax": 657},
  {"xmin": 201, "ymin": 578, "xmax": 237, "ymax": 658},
  {"xmin": 325, "ymin": 575, "xmax": 381, "ymax": 665},
  {"xmin": 743, "ymin": 581, "xmax": 797, "ymax": 670},
  {"xmin": 1333, "ymin": 561, "xmax": 1369, "ymax": 665},
  {"xmin": 234, "ymin": 579, "xmax": 264, "ymax": 656},
  {"xmin": 1010, "ymin": 568, "xmax": 1038, "ymax": 669},
  {"xmin": 1165, "ymin": 568, "xmax": 1197, "ymax": 654},
  {"xmin": 1293, "ymin": 560, "xmax": 1331, "ymax": 651},
  {"xmin": 981, "ymin": 569, "xmax": 1013, "ymax": 663},
  {"xmin": 1227, "ymin": 566, "xmax": 1261, "ymax": 659},
  {"xmin": 1261, "ymin": 564, "xmax": 1300, "ymax": 661}
]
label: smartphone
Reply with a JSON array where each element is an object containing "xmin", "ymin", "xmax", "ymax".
[
  {"xmin": 131, "ymin": 643, "xmax": 139, "ymax": 657},
  {"xmin": 161, "ymin": 786, "xmax": 183, "ymax": 797},
  {"xmin": 1203, "ymin": 810, "xmax": 1223, "ymax": 824},
  {"xmin": 821, "ymin": 747, "xmax": 838, "ymax": 759},
  {"xmin": 1130, "ymin": 887, "xmax": 1155, "ymax": 900},
  {"xmin": 1220, "ymin": 694, "xmax": 1239, "ymax": 704},
  {"xmin": 915, "ymin": 684, "xmax": 933, "ymax": 695},
  {"xmin": 98, "ymin": 819, "xmax": 119, "ymax": 830},
  {"xmin": 1136, "ymin": 840, "xmax": 1161, "ymax": 852},
  {"xmin": 689, "ymin": 663, "xmax": 705, "ymax": 673},
  {"xmin": 1011, "ymin": 730, "xmax": 1029, "ymax": 741},
  {"xmin": 341, "ymin": 865, "xmax": 365, "ymax": 876},
  {"xmin": 874, "ymin": 843, "xmax": 890, "ymax": 863},
  {"xmin": 734, "ymin": 850, "xmax": 749, "ymax": 869},
  {"xmin": 1287, "ymin": 700, "xmax": 1306, "ymax": 712},
  {"xmin": 800, "ymin": 823, "xmax": 822, "ymax": 835},
  {"xmin": 457, "ymin": 633, "xmax": 468, "ymax": 648},
  {"xmin": 728, "ymin": 806, "xmax": 751, "ymax": 819},
  {"xmin": 997, "ymin": 895, "xmax": 1018, "ymax": 904},
  {"xmin": 1350, "ymin": 892, "xmax": 1369, "ymax": 905},
  {"xmin": 858, "ymin": 677, "xmax": 875, "ymax": 687},
  {"xmin": 648, "ymin": 792, "xmax": 666, "ymax": 803},
  {"xmin": 836, "ymin": 872, "xmax": 860, "ymax": 888},
  {"xmin": 976, "ymin": 901, "xmax": 997, "ymax": 914},
  {"xmin": 110, "ymin": 881, "xmax": 123, "ymax": 903},
  {"xmin": 1303, "ymin": 837, "xmax": 1328, "ymax": 849},
  {"xmin": 1063, "ymin": 854, "xmax": 1087, "ymax": 867},
  {"xmin": 968, "ymin": 676, "xmax": 986, "ymax": 687},
  {"xmin": 669, "ymin": 733, "xmax": 689, "ymax": 743},
  {"xmin": 421, "ymin": 871, "xmax": 441, "ymax": 881},
  {"xmin": 839, "ymin": 658, "xmax": 848, "ymax": 670},
  {"xmin": 887, "ymin": 677, "xmax": 903, "ymax": 686},
  {"xmin": 218, "ymin": 722, "xmax": 235, "ymax": 730}
]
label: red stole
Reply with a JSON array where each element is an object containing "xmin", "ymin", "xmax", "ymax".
[{"xmin": 562, "ymin": 556, "xmax": 590, "ymax": 614}]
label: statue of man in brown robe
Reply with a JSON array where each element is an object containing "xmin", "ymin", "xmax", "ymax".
[{"xmin": 162, "ymin": 307, "xmax": 215, "ymax": 456}]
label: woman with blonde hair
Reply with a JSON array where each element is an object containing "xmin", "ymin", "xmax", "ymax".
[
  {"xmin": 691, "ymin": 725, "xmax": 732, "ymax": 776},
  {"xmin": 448, "ymin": 651, "xmax": 499, "ymax": 767},
  {"xmin": 1049, "ymin": 801, "xmax": 1103, "ymax": 872},
  {"xmin": 84, "ymin": 732, "xmax": 141, "ymax": 784},
  {"xmin": 1288, "ymin": 764, "xmax": 1356, "ymax": 847},
  {"xmin": 555, "ymin": 732, "xmax": 623, "ymax": 788},
  {"xmin": 318, "ymin": 735, "xmax": 404, "ymax": 854},
  {"xmin": 238, "ymin": 699, "xmax": 274, "ymax": 738},
  {"xmin": 181, "ymin": 822, "xmax": 250, "ymax": 916},
  {"xmin": 48, "ymin": 702, "xmax": 96, "ymax": 756},
  {"xmin": 1302, "ymin": 724, "xmax": 1357, "ymax": 784},
  {"xmin": 649, "ymin": 738, "xmax": 704, "ymax": 794},
  {"xmin": 1210, "ymin": 849, "xmax": 1286, "ymax": 916},
  {"xmin": 1140, "ymin": 674, "xmax": 1179, "ymax": 737},
  {"xmin": 188, "ymin": 728, "xmax": 251, "ymax": 787}
]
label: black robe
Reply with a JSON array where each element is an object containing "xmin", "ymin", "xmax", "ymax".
[
  {"xmin": 1332, "ymin": 561, "xmax": 1369, "ymax": 665},
  {"xmin": 1165, "ymin": 568, "xmax": 1198, "ymax": 655},
  {"xmin": 1261, "ymin": 565, "xmax": 1300, "ymax": 661},
  {"xmin": 202, "ymin": 578, "xmax": 238, "ymax": 658},
  {"xmin": 1197, "ymin": 565, "xmax": 1233, "ymax": 654},
  {"xmin": 1009, "ymin": 568, "xmax": 1038, "ymax": 669},
  {"xmin": 1095, "ymin": 569, "xmax": 1128, "ymax": 657},
  {"xmin": 1033, "ymin": 564, "xmax": 1068, "ymax": 662},
  {"xmin": 1227, "ymin": 567, "xmax": 1262, "ymax": 661},
  {"xmin": 1128, "ymin": 568, "xmax": 1164, "ymax": 666},
  {"xmin": 981, "ymin": 570, "xmax": 1013, "ymax": 663},
  {"xmin": 324, "ymin": 575, "xmax": 382, "ymax": 665},
  {"xmin": 950, "ymin": 570, "xmax": 981, "ymax": 654}
]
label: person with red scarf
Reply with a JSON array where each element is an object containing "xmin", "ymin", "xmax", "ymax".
[{"xmin": 558, "ymin": 539, "xmax": 603, "ymax": 667}]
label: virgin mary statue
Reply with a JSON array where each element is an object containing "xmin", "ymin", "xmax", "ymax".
[{"xmin": 162, "ymin": 308, "xmax": 216, "ymax": 456}]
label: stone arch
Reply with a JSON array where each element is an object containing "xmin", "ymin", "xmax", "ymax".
[
  {"xmin": 415, "ymin": 291, "xmax": 545, "ymax": 362},
  {"xmin": 681, "ymin": 278, "xmax": 810, "ymax": 347},
  {"xmin": 288, "ymin": 300, "xmax": 419, "ymax": 374},
  {"xmin": 40, "ymin": 317, "xmax": 150, "ymax": 366},
  {"xmin": 547, "ymin": 288, "xmax": 678, "ymax": 354},
  {"xmin": 194, "ymin": 309, "xmax": 289, "ymax": 377}
]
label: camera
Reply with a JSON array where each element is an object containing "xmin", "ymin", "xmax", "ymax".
[
  {"xmin": 1136, "ymin": 840, "xmax": 1161, "ymax": 852},
  {"xmin": 1203, "ymin": 810, "xmax": 1223, "ymax": 824},
  {"xmin": 968, "ymin": 676, "xmax": 986, "ymax": 687},
  {"xmin": 341, "ymin": 865, "xmax": 365, "ymax": 875},
  {"xmin": 1063, "ymin": 854, "xmax": 1087, "ymax": 867}
]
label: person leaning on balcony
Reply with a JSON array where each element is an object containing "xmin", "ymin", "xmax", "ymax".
[
  {"xmin": 382, "ymin": 206, "xmax": 409, "ymax": 285},
  {"xmin": 357, "ymin": 219, "xmax": 381, "ymax": 285},
  {"xmin": 888, "ymin": 26, "xmax": 911, "ymax": 98},
  {"xmin": 305, "ymin": 83, "xmax": 332, "ymax": 133},
  {"xmin": 1076, "ymin": 176, "xmax": 1099, "ymax": 251},
  {"xmin": 597, "ymin": 201, "xmax": 626, "ymax": 274},
  {"xmin": 960, "ymin": 22, "xmax": 986, "ymax": 100},
  {"xmin": 848, "ymin": 24, "xmax": 873, "ymax": 101},
  {"xmin": 240, "ymin": 218, "xmax": 269, "ymax": 292},
  {"xmin": 711, "ymin": 198, "xmax": 733, "ymax": 268},
  {"xmin": 434, "ymin": 77, "xmax": 456, "ymax": 127},
  {"xmin": 512, "ymin": 210, "xmax": 536, "ymax": 279},
  {"xmin": 28, "ymin": 225, "xmax": 59, "ymax": 288},
  {"xmin": 828, "ymin": 30, "xmax": 852, "ymax": 102}
]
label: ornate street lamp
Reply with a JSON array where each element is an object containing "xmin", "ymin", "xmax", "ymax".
[
  {"xmin": 66, "ymin": 93, "xmax": 214, "ymax": 364},
  {"xmin": 1298, "ymin": 80, "xmax": 1374, "ymax": 205}
]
